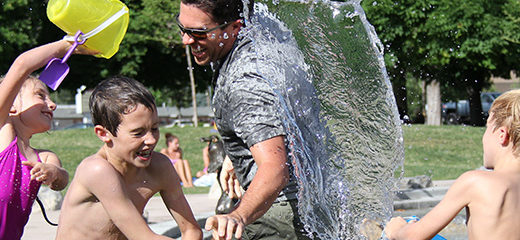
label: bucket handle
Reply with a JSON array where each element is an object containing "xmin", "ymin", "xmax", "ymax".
[{"xmin": 62, "ymin": 6, "xmax": 128, "ymax": 42}]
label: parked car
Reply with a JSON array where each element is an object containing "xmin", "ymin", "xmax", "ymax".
[{"xmin": 442, "ymin": 92, "xmax": 501, "ymax": 125}]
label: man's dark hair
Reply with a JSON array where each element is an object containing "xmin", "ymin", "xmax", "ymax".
[
  {"xmin": 89, "ymin": 76, "xmax": 156, "ymax": 136},
  {"xmin": 181, "ymin": 0, "xmax": 255, "ymax": 24}
]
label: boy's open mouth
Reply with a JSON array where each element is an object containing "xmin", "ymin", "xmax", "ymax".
[{"xmin": 137, "ymin": 149, "xmax": 152, "ymax": 160}]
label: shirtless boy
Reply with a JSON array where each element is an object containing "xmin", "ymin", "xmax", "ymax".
[
  {"xmin": 384, "ymin": 89, "xmax": 520, "ymax": 240},
  {"xmin": 56, "ymin": 76, "xmax": 202, "ymax": 240}
]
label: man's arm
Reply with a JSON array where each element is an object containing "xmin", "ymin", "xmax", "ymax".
[{"xmin": 205, "ymin": 136, "xmax": 289, "ymax": 239}]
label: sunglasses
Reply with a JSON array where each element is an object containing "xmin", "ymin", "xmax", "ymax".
[{"xmin": 175, "ymin": 14, "xmax": 232, "ymax": 40}]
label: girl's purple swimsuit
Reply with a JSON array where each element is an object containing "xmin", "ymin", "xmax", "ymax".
[{"xmin": 0, "ymin": 137, "xmax": 42, "ymax": 239}]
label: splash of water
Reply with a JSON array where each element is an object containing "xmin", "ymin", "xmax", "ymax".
[{"xmin": 240, "ymin": 0, "xmax": 404, "ymax": 239}]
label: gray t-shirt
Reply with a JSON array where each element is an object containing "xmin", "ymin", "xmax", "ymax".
[{"xmin": 212, "ymin": 36, "xmax": 299, "ymax": 202}]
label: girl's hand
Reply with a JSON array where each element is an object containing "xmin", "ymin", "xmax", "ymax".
[{"xmin": 22, "ymin": 161, "xmax": 58, "ymax": 186}]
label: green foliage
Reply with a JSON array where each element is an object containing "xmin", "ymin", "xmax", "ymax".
[
  {"xmin": 0, "ymin": 0, "xmax": 212, "ymax": 108},
  {"xmin": 363, "ymin": 0, "xmax": 520, "ymax": 125},
  {"xmin": 502, "ymin": 0, "xmax": 520, "ymax": 44}
]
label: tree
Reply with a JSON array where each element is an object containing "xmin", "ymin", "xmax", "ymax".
[
  {"xmin": 363, "ymin": 0, "xmax": 520, "ymax": 126},
  {"xmin": 0, "ymin": 0, "xmax": 211, "ymax": 109}
]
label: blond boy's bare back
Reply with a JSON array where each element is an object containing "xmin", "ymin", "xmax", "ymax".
[
  {"xmin": 463, "ymin": 170, "xmax": 520, "ymax": 239},
  {"xmin": 385, "ymin": 168, "xmax": 520, "ymax": 240},
  {"xmin": 56, "ymin": 151, "xmax": 191, "ymax": 240}
]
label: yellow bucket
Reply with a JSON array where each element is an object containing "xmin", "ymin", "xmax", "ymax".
[{"xmin": 47, "ymin": 0, "xmax": 129, "ymax": 59}]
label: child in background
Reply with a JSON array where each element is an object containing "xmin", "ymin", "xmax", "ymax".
[
  {"xmin": 385, "ymin": 89, "xmax": 520, "ymax": 240},
  {"xmin": 161, "ymin": 133, "xmax": 195, "ymax": 187},
  {"xmin": 0, "ymin": 40, "xmax": 73, "ymax": 239},
  {"xmin": 56, "ymin": 77, "xmax": 202, "ymax": 239}
]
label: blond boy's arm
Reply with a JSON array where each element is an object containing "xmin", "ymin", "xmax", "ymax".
[
  {"xmin": 384, "ymin": 171, "xmax": 477, "ymax": 240},
  {"xmin": 158, "ymin": 154, "xmax": 202, "ymax": 239}
]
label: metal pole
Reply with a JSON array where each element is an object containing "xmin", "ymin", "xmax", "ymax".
[{"xmin": 186, "ymin": 45, "xmax": 199, "ymax": 127}]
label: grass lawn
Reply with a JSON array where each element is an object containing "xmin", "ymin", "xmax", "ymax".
[
  {"xmin": 401, "ymin": 124, "xmax": 484, "ymax": 180},
  {"xmin": 31, "ymin": 126, "xmax": 215, "ymax": 194},
  {"xmin": 30, "ymin": 124, "xmax": 485, "ymax": 194}
]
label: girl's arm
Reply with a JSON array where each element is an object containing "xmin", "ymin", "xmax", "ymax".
[{"xmin": 0, "ymin": 40, "xmax": 72, "ymax": 127}]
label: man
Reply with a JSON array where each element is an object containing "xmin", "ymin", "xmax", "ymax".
[{"xmin": 177, "ymin": 0, "xmax": 314, "ymax": 239}]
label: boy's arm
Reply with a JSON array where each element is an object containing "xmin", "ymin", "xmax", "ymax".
[
  {"xmin": 385, "ymin": 171, "xmax": 477, "ymax": 240},
  {"xmin": 158, "ymin": 154, "xmax": 202, "ymax": 239},
  {"xmin": 80, "ymin": 157, "xmax": 174, "ymax": 240},
  {"xmin": 0, "ymin": 40, "xmax": 71, "ymax": 126}
]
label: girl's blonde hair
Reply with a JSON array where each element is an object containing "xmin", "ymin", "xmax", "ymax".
[{"xmin": 489, "ymin": 89, "xmax": 520, "ymax": 156}]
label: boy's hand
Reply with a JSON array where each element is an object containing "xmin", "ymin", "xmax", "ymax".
[
  {"xmin": 384, "ymin": 217, "xmax": 408, "ymax": 240},
  {"xmin": 22, "ymin": 161, "xmax": 58, "ymax": 186}
]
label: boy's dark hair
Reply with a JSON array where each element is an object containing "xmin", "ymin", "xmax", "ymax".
[
  {"xmin": 89, "ymin": 76, "xmax": 156, "ymax": 136},
  {"xmin": 181, "ymin": 0, "xmax": 254, "ymax": 25}
]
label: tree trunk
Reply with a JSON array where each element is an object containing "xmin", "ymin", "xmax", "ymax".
[
  {"xmin": 469, "ymin": 81, "xmax": 485, "ymax": 126},
  {"xmin": 391, "ymin": 72, "xmax": 408, "ymax": 121},
  {"xmin": 186, "ymin": 46, "xmax": 198, "ymax": 127},
  {"xmin": 426, "ymin": 80, "xmax": 441, "ymax": 126}
]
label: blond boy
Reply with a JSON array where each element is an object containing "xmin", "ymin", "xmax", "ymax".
[
  {"xmin": 56, "ymin": 77, "xmax": 202, "ymax": 239},
  {"xmin": 385, "ymin": 89, "xmax": 520, "ymax": 240}
]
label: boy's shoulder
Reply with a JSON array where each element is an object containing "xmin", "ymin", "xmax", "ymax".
[
  {"xmin": 74, "ymin": 154, "xmax": 118, "ymax": 179},
  {"xmin": 148, "ymin": 151, "xmax": 173, "ymax": 173},
  {"xmin": 456, "ymin": 169, "xmax": 520, "ymax": 195}
]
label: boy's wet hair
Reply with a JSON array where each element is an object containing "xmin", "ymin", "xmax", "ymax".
[
  {"xmin": 165, "ymin": 133, "xmax": 178, "ymax": 147},
  {"xmin": 181, "ymin": 0, "xmax": 254, "ymax": 25},
  {"xmin": 89, "ymin": 76, "xmax": 156, "ymax": 136},
  {"xmin": 489, "ymin": 89, "xmax": 520, "ymax": 156}
]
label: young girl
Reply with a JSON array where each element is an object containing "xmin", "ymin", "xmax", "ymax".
[
  {"xmin": 0, "ymin": 40, "xmax": 89, "ymax": 239},
  {"xmin": 160, "ymin": 133, "xmax": 194, "ymax": 187}
]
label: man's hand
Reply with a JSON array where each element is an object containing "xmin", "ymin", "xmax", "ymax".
[
  {"xmin": 220, "ymin": 156, "xmax": 242, "ymax": 199},
  {"xmin": 205, "ymin": 213, "xmax": 245, "ymax": 240}
]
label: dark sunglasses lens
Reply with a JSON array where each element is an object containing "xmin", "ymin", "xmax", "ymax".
[{"xmin": 189, "ymin": 31, "xmax": 207, "ymax": 39}]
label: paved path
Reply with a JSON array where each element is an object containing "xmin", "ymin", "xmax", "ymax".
[{"xmin": 22, "ymin": 180, "xmax": 466, "ymax": 239}]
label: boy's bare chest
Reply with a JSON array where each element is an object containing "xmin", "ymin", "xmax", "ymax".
[{"xmin": 124, "ymin": 177, "xmax": 160, "ymax": 211}]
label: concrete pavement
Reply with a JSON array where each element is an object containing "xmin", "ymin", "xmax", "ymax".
[
  {"xmin": 22, "ymin": 193, "xmax": 218, "ymax": 240},
  {"xmin": 22, "ymin": 180, "xmax": 466, "ymax": 239}
]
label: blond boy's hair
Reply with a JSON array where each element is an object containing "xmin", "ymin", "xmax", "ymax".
[{"xmin": 489, "ymin": 89, "xmax": 520, "ymax": 156}]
